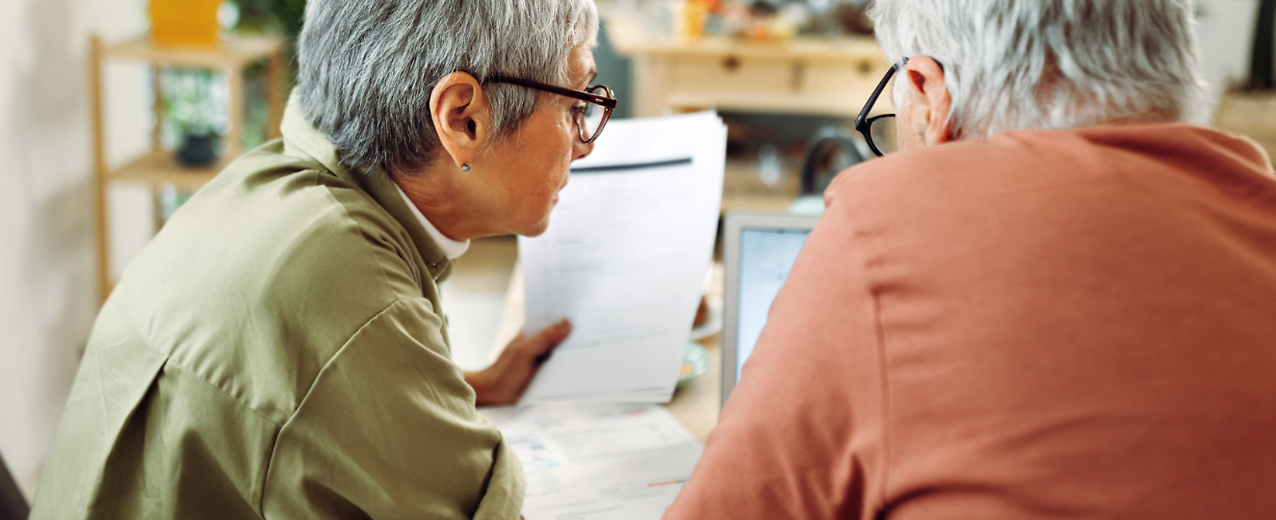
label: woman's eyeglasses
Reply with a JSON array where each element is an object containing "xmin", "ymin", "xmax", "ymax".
[
  {"xmin": 853, "ymin": 59, "xmax": 907, "ymax": 157},
  {"xmin": 487, "ymin": 76, "xmax": 617, "ymax": 144}
]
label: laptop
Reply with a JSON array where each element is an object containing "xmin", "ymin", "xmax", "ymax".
[{"xmin": 720, "ymin": 212, "xmax": 819, "ymax": 408}]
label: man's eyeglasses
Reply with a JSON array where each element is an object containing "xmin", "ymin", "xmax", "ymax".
[
  {"xmin": 853, "ymin": 59, "xmax": 907, "ymax": 157},
  {"xmin": 487, "ymin": 76, "xmax": 617, "ymax": 144}
]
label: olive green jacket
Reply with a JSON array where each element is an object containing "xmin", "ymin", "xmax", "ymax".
[{"xmin": 30, "ymin": 102, "xmax": 524, "ymax": 519}]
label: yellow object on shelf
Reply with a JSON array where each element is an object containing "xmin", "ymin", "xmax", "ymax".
[
  {"xmin": 149, "ymin": 0, "xmax": 221, "ymax": 48},
  {"xmin": 676, "ymin": 0, "xmax": 709, "ymax": 40}
]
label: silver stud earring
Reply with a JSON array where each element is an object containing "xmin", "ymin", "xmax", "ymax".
[{"xmin": 461, "ymin": 164, "xmax": 471, "ymax": 172}]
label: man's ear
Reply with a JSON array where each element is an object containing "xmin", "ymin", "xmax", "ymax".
[
  {"xmin": 903, "ymin": 56, "xmax": 955, "ymax": 145},
  {"xmin": 429, "ymin": 72, "xmax": 491, "ymax": 170}
]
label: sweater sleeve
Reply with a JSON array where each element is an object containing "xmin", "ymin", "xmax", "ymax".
[
  {"xmin": 663, "ymin": 174, "xmax": 889, "ymax": 520},
  {"xmin": 262, "ymin": 298, "xmax": 524, "ymax": 520}
]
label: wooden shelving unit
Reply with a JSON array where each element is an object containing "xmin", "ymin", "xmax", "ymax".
[
  {"xmin": 110, "ymin": 151, "xmax": 228, "ymax": 190},
  {"xmin": 89, "ymin": 34, "xmax": 286, "ymax": 304}
]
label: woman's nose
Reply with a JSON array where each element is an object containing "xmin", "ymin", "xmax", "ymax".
[{"xmin": 572, "ymin": 138, "xmax": 595, "ymax": 161}]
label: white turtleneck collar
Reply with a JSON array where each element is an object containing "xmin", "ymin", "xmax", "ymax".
[{"xmin": 393, "ymin": 183, "xmax": 471, "ymax": 260}]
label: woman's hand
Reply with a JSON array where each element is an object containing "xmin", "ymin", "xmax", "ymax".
[{"xmin": 465, "ymin": 319, "xmax": 572, "ymax": 406}]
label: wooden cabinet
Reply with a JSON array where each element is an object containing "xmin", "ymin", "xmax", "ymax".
[
  {"xmin": 606, "ymin": 18, "xmax": 888, "ymax": 118},
  {"xmin": 89, "ymin": 35, "xmax": 286, "ymax": 303}
]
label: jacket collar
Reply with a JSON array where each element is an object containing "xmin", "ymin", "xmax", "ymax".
[{"xmin": 280, "ymin": 97, "xmax": 453, "ymax": 282}]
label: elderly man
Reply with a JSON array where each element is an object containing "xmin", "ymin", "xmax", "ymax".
[
  {"xmin": 666, "ymin": 0, "xmax": 1276, "ymax": 519},
  {"xmin": 32, "ymin": 0, "xmax": 611, "ymax": 518}
]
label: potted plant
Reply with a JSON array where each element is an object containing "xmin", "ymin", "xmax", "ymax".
[
  {"xmin": 166, "ymin": 69, "xmax": 224, "ymax": 168},
  {"xmin": 156, "ymin": 1, "xmax": 305, "ymax": 161},
  {"xmin": 230, "ymin": 0, "xmax": 308, "ymax": 40}
]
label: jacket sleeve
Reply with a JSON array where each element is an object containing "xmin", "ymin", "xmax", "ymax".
[
  {"xmin": 261, "ymin": 298, "xmax": 524, "ymax": 520},
  {"xmin": 663, "ymin": 176, "xmax": 889, "ymax": 520}
]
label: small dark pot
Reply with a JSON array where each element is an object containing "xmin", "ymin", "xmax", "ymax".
[{"xmin": 176, "ymin": 133, "xmax": 220, "ymax": 168}]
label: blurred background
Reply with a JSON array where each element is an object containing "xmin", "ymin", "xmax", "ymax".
[{"xmin": 1, "ymin": 0, "xmax": 1274, "ymax": 502}]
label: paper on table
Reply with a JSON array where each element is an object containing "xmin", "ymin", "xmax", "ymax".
[
  {"xmin": 481, "ymin": 404, "xmax": 703, "ymax": 520},
  {"xmin": 519, "ymin": 112, "xmax": 726, "ymax": 405}
]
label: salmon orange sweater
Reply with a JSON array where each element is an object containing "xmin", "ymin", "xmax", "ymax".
[{"xmin": 666, "ymin": 125, "xmax": 1276, "ymax": 520}]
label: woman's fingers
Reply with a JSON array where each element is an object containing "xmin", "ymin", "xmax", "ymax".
[
  {"xmin": 469, "ymin": 320, "xmax": 573, "ymax": 406},
  {"xmin": 518, "ymin": 319, "xmax": 572, "ymax": 364}
]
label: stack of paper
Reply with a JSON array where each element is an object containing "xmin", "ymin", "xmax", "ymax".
[
  {"xmin": 482, "ymin": 404, "xmax": 704, "ymax": 520},
  {"xmin": 519, "ymin": 112, "xmax": 727, "ymax": 405}
]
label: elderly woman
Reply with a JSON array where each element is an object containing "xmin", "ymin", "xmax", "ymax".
[
  {"xmin": 667, "ymin": 0, "xmax": 1276, "ymax": 519},
  {"xmin": 31, "ymin": 1, "xmax": 610, "ymax": 518}
]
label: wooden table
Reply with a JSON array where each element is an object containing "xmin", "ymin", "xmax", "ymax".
[{"xmin": 490, "ymin": 263, "xmax": 725, "ymax": 442}]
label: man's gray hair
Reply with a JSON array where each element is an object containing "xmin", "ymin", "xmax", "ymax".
[
  {"xmin": 869, "ymin": 0, "xmax": 1208, "ymax": 140},
  {"xmin": 295, "ymin": 0, "xmax": 598, "ymax": 176}
]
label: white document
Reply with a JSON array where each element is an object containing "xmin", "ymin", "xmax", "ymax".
[
  {"xmin": 519, "ymin": 112, "xmax": 727, "ymax": 404},
  {"xmin": 482, "ymin": 404, "xmax": 704, "ymax": 520}
]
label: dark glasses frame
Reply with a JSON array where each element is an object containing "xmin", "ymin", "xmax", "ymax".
[
  {"xmin": 853, "ymin": 58, "xmax": 907, "ymax": 157},
  {"xmin": 487, "ymin": 75, "xmax": 617, "ymax": 144}
]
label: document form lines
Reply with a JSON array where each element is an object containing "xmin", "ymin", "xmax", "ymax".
[
  {"xmin": 520, "ymin": 111, "xmax": 726, "ymax": 404},
  {"xmin": 481, "ymin": 404, "xmax": 703, "ymax": 520}
]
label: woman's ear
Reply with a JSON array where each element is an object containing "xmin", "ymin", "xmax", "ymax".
[
  {"xmin": 430, "ymin": 71, "xmax": 492, "ymax": 170},
  {"xmin": 903, "ymin": 56, "xmax": 955, "ymax": 145}
]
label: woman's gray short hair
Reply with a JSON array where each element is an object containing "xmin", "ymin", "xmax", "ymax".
[
  {"xmin": 295, "ymin": 0, "xmax": 598, "ymax": 176},
  {"xmin": 869, "ymin": 0, "xmax": 1208, "ymax": 140}
]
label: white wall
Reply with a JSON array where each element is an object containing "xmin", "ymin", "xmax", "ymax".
[
  {"xmin": 0, "ymin": 0, "xmax": 154, "ymax": 499},
  {"xmin": 1195, "ymin": 0, "xmax": 1261, "ymax": 120}
]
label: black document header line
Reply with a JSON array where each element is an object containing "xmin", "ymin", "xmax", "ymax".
[{"xmin": 570, "ymin": 157, "xmax": 693, "ymax": 174}]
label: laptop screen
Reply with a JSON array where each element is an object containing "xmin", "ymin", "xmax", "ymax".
[{"xmin": 734, "ymin": 227, "xmax": 811, "ymax": 383}]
